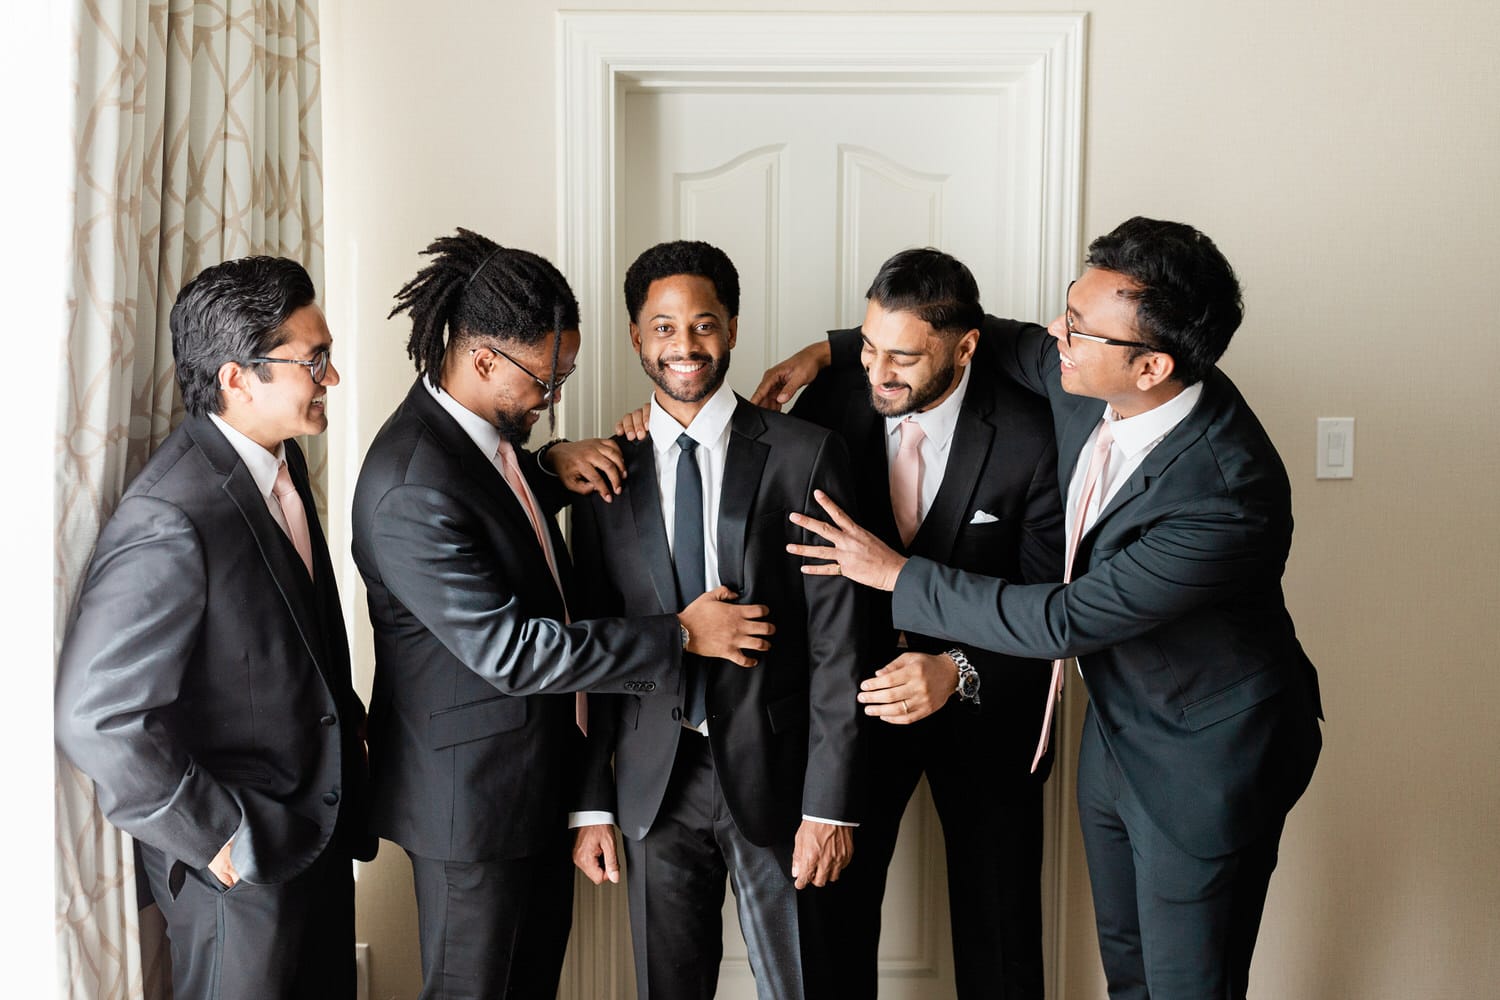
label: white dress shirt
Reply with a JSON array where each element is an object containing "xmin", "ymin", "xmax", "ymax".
[
  {"xmin": 208, "ymin": 413, "xmax": 291, "ymax": 536},
  {"xmin": 883, "ymin": 363, "xmax": 972, "ymax": 529},
  {"xmin": 423, "ymin": 379, "xmax": 564, "ymax": 588},
  {"xmin": 1064, "ymin": 382, "xmax": 1204, "ymax": 544}
]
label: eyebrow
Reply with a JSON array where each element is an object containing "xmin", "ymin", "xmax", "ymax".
[
  {"xmin": 860, "ymin": 333, "xmax": 924, "ymax": 357},
  {"xmin": 648, "ymin": 312, "xmax": 721, "ymax": 323}
]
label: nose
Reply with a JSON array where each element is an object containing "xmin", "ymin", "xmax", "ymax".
[
  {"xmin": 323, "ymin": 359, "xmax": 342, "ymax": 387},
  {"xmin": 1046, "ymin": 316, "xmax": 1068, "ymax": 344}
]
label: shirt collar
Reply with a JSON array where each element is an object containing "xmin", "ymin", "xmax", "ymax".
[
  {"xmin": 1103, "ymin": 381, "xmax": 1204, "ymax": 458},
  {"xmin": 884, "ymin": 362, "xmax": 972, "ymax": 450},
  {"xmin": 208, "ymin": 412, "xmax": 286, "ymax": 500},
  {"xmin": 649, "ymin": 382, "xmax": 737, "ymax": 459},
  {"xmin": 424, "ymin": 377, "xmax": 503, "ymax": 461}
]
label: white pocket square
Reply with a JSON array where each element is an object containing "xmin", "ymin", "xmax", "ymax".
[{"xmin": 969, "ymin": 509, "xmax": 999, "ymax": 525}]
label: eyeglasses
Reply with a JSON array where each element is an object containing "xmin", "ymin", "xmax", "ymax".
[
  {"xmin": 248, "ymin": 348, "xmax": 331, "ymax": 384},
  {"xmin": 472, "ymin": 345, "xmax": 577, "ymax": 402},
  {"xmin": 1062, "ymin": 280, "xmax": 1157, "ymax": 351}
]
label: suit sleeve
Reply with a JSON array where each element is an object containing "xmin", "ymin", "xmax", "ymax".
[
  {"xmin": 568, "ymin": 495, "xmax": 624, "ymax": 817},
  {"xmin": 1018, "ymin": 435, "xmax": 1065, "ymax": 586},
  {"xmin": 893, "ymin": 489, "xmax": 1287, "ymax": 661},
  {"xmin": 368, "ymin": 482, "xmax": 681, "ymax": 696},
  {"xmin": 54, "ymin": 496, "xmax": 242, "ymax": 868},
  {"xmin": 797, "ymin": 433, "xmax": 868, "ymax": 823}
]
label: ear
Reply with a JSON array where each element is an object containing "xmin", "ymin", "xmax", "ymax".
[
  {"xmin": 629, "ymin": 322, "xmax": 643, "ymax": 354},
  {"xmin": 955, "ymin": 327, "xmax": 980, "ymax": 367},
  {"xmin": 468, "ymin": 344, "xmax": 498, "ymax": 382},
  {"xmin": 217, "ymin": 361, "xmax": 251, "ymax": 406},
  {"xmin": 727, "ymin": 316, "xmax": 738, "ymax": 350},
  {"xmin": 1135, "ymin": 350, "xmax": 1176, "ymax": 390}
]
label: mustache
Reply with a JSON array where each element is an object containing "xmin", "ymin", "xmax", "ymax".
[{"xmin": 659, "ymin": 353, "xmax": 714, "ymax": 364}]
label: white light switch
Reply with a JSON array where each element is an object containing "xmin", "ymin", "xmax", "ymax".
[{"xmin": 1316, "ymin": 417, "xmax": 1354, "ymax": 479}]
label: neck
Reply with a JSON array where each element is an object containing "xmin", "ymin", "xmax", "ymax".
[
  {"xmin": 654, "ymin": 383, "xmax": 724, "ymax": 429},
  {"xmin": 215, "ymin": 408, "xmax": 281, "ymax": 454},
  {"xmin": 1111, "ymin": 380, "xmax": 1185, "ymax": 420},
  {"xmin": 437, "ymin": 367, "xmax": 494, "ymax": 427}
]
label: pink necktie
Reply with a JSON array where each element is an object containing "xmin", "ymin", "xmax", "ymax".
[
  {"xmin": 890, "ymin": 419, "xmax": 927, "ymax": 547},
  {"xmin": 272, "ymin": 462, "xmax": 314, "ymax": 578},
  {"xmin": 497, "ymin": 441, "xmax": 587, "ymax": 735},
  {"xmin": 1030, "ymin": 420, "xmax": 1115, "ymax": 773}
]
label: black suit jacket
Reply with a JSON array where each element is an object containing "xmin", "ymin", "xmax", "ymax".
[
  {"xmin": 55, "ymin": 416, "xmax": 374, "ymax": 887},
  {"xmin": 796, "ymin": 330, "xmax": 1064, "ymax": 773},
  {"xmin": 832, "ymin": 320, "xmax": 1324, "ymax": 858},
  {"xmin": 351, "ymin": 378, "xmax": 683, "ymax": 863},
  {"xmin": 572, "ymin": 397, "xmax": 867, "ymax": 846}
]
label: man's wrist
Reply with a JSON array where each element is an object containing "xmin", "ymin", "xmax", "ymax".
[{"xmin": 535, "ymin": 438, "xmax": 567, "ymax": 477}]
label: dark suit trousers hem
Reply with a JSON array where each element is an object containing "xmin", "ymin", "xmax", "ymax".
[
  {"xmin": 800, "ymin": 713, "xmax": 1046, "ymax": 999},
  {"xmin": 139, "ymin": 841, "xmax": 355, "ymax": 1000},
  {"xmin": 624, "ymin": 730, "xmax": 805, "ymax": 1000},
  {"xmin": 1078, "ymin": 709, "xmax": 1284, "ymax": 1000},
  {"xmin": 407, "ymin": 841, "xmax": 574, "ymax": 1000}
]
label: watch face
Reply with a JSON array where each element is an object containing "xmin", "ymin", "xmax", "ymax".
[{"xmin": 958, "ymin": 671, "xmax": 980, "ymax": 698}]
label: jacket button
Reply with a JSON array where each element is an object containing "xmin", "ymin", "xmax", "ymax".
[
  {"xmin": 670, "ymin": 707, "xmax": 681, "ymax": 721},
  {"xmin": 319, "ymin": 714, "xmax": 336, "ymax": 726},
  {"xmin": 322, "ymin": 791, "xmax": 339, "ymax": 806}
]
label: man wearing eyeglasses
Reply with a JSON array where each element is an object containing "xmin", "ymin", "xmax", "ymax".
[
  {"xmin": 757, "ymin": 217, "xmax": 1324, "ymax": 1000},
  {"xmin": 352, "ymin": 231, "xmax": 773, "ymax": 999},
  {"xmin": 55, "ymin": 256, "xmax": 374, "ymax": 1000}
]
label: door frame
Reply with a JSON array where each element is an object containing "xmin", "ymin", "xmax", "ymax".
[{"xmin": 555, "ymin": 11, "xmax": 1087, "ymax": 998}]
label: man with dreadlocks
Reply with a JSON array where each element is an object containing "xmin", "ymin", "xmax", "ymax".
[{"xmin": 352, "ymin": 229, "xmax": 774, "ymax": 999}]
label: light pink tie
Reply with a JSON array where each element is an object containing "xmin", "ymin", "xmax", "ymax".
[
  {"xmin": 1030, "ymin": 420, "xmax": 1115, "ymax": 773},
  {"xmin": 890, "ymin": 419, "xmax": 927, "ymax": 547},
  {"xmin": 272, "ymin": 462, "xmax": 314, "ymax": 578},
  {"xmin": 497, "ymin": 441, "xmax": 587, "ymax": 735}
]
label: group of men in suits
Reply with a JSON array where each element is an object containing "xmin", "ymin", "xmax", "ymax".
[{"xmin": 56, "ymin": 215, "xmax": 1321, "ymax": 1000}]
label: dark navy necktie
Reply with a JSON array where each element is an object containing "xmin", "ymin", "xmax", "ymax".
[{"xmin": 674, "ymin": 433, "xmax": 708, "ymax": 727}]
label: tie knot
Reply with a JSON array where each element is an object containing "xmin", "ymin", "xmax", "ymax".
[
  {"xmin": 272, "ymin": 461, "xmax": 296, "ymax": 499},
  {"xmin": 677, "ymin": 433, "xmax": 698, "ymax": 455},
  {"xmin": 899, "ymin": 418, "xmax": 925, "ymax": 450}
]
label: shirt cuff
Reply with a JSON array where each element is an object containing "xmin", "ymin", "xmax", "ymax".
[
  {"xmin": 802, "ymin": 815, "xmax": 858, "ymax": 827},
  {"xmin": 568, "ymin": 810, "xmax": 616, "ymax": 829}
]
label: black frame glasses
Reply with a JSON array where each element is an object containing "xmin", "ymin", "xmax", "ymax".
[
  {"xmin": 247, "ymin": 348, "xmax": 331, "ymax": 384},
  {"xmin": 472, "ymin": 345, "xmax": 577, "ymax": 402},
  {"xmin": 1062, "ymin": 279, "xmax": 1158, "ymax": 351}
]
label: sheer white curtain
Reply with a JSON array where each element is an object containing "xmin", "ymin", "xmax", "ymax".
[{"xmin": 56, "ymin": 1, "xmax": 326, "ymax": 995}]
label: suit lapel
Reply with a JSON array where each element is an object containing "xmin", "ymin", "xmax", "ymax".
[
  {"xmin": 844, "ymin": 396, "xmax": 903, "ymax": 550},
  {"xmin": 188, "ymin": 417, "xmax": 328, "ymax": 682},
  {"xmin": 913, "ymin": 390, "xmax": 993, "ymax": 558},
  {"xmin": 717, "ymin": 398, "xmax": 769, "ymax": 593},
  {"xmin": 625, "ymin": 440, "xmax": 682, "ymax": 613}
]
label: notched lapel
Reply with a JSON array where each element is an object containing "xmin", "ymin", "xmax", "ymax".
[
  {"xmin": 914, "ymin": 405, "xmax": 991, "ymax": 558},
  {"xmin": 717, "ymin": 400, "xmax": 770, "ymax": 593},
  {"xmin": 625, "ymin": 442, "xmax": 680, "ymax": 613}
]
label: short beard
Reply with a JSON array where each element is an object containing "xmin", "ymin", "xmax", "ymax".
[
  {"xmin": 867, "ymin": 355, "xmax": 957, "ymax": 417},
  {"xmin": 494, "ymin": 407, "xmax": 532, "ymax": 447},
  {"xmin": 641, "ymin": 351, "xmax": 731, "ymax": 404}
]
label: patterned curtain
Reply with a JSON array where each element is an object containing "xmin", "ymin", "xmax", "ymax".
[{"xmin": 56, "ymin": 1, "xmax": 325, "ymax": 996}]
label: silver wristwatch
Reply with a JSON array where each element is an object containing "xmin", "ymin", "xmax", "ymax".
[{"xmin": 947, "ymin": 648, "xmax": 981, "ymax": 705}]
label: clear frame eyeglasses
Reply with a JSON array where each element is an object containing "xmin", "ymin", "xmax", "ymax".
[
  {"xmin": 471, "ymin": 344, "xmax": 577, "ymax": 402},
  {"xmin": 247, "ymin": 348, "xmax": 332, "ymax": 384}
]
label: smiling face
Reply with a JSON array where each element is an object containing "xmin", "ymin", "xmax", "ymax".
[
  {"xmin": 1046, "ymin": 266, "xmax": 1174, "ymax": 417},
  {"xmin": 630, "ymin": 273, "xmax": 736, "ymax": 423},
  {"xmin": 480, "ymin": 329, "xmax": 581, "ymax": 445},
  {"xmin": 859, "ymin": 300, "xmax": 976, "ymax": 417},
  {"xmin": 222, "ymin": 303, "xmax": 339, "ymax": 451}
]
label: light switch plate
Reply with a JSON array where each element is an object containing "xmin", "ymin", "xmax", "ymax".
[{"xmin": 1316, "ymin": 417, "xmax": 1354, "ymax": 479}]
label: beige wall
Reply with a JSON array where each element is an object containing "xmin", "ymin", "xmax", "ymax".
[{"xmin": 318, "ymin": 2, "xmax": 1500, "ymax": 997}]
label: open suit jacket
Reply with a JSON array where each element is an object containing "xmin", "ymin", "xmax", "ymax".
[
  {"xmin": 351, "ymin": 378, "xmax": 682, "ymax": 863},
  {"xmin": 833, "ymin": 320, "xmax": 1324, "ymax": 859},
  {"xmin": 56, "ymin": 416, "xmax": 375, "ymax": 889},
  {"xmin": 795, "ymin": 328, "xmax": 1064, "ymax": 776},
  {"xmin": 572, "ymin": 397, "xmax": 867, "ymax": 847}
]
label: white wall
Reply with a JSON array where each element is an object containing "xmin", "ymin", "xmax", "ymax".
[{"xmin": 319, "ymin": 2, "xmax": 1500, "ymax": 997}]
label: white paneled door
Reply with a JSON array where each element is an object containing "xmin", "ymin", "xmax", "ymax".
[{"xmin": 618, "ymin": 86, "xmax": 1016, "ymax": 1000}]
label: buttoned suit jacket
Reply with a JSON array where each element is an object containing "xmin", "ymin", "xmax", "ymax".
[
  {"xmin": 833, "ymin": 320, "xmax": 1325, "ymax": 858},
  {"xmin": 793, "ymin": 328, "xmax": 1065, "ymax": 774},
  {"xmin": 55, "ymin": 416, "xmax": 375, "ymax": 890},
  {"xmin": 351, "ymin": 378, "xmax": 682, "ymax": 863},
  {"xmin": 572, "ymin": 397, "xmax": 867, "ymax": 847}
]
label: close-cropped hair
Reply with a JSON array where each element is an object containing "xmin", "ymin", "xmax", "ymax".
[
  {"xmin": 1084, "ymin": 217, "xmax": 1243, "ymax": 386},
  {"xmin": 865, "ymin": 247, "xmax": 984, "ymax": 337},
  {"xmin": 390, "ymin": 228, "xmax": 580, "ymax": 388},
  {"xmin": 624, "ymin": 240, "xmax": 741, "ymax": 322},
  {"xmin": 170, "ymin": 255, "xmax": 317, "ymax": 417}
]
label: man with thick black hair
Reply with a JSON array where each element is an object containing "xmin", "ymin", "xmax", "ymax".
[
  {"xmin": 571, "ymin": 239, "xmax": 866, "ymax": 1000},
  {"xmin": 56, "ymin": 256, "xmax": 373, "ymax": 1000},
  {"xmin": 353, "ymin": 229, "xmax": 771, "ymax": 999},
  {"xmin": 764, "ymin": 217, "xmax": 1324, "ymax": 1000},
  {"xmin": 787, "ymin": 247, "xmax": 1063, "ymax": 999}
]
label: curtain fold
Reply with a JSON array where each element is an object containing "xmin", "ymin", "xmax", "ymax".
[{"xmin": 57, "ymin": 2, "xmax": 325, "ymax": 996}]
